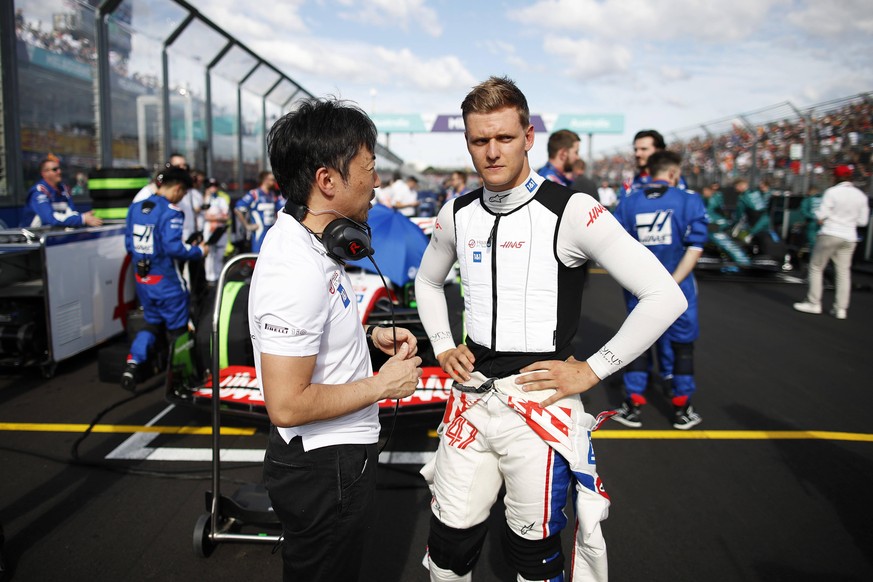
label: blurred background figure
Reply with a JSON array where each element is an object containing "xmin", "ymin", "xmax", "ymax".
[
  {"xmin": 793, "ymin": 165, "xmax": 870, "ymax": 320},
  {"xmin": 21, "ymin": 154, "xmax": 102, "ymax": 228},
  {"xmin": 201, "ymin": 178, "xmax": 231, "ymax": 285}
]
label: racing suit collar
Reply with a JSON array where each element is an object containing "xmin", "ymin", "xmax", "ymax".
[{"xmin": 482, "ymin": 170, "xmax": 544, "ymax": 214}]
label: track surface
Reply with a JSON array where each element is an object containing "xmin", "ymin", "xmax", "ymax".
[{"xmin": 2, "ymin": 267, "xmax": 872, "ymax": 581}]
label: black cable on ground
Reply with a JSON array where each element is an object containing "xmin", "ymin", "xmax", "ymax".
[{"xmin": 60, "ymin": 373, "xmax": 261, "ymax": 482}]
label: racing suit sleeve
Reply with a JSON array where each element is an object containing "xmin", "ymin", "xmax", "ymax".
[
  {"xmin": 558, "ymin": 194, "xmax": 687, "ymax": 380},
  {"xmin": 161, "ymin": 206, "xmax": 205, "ymax": 261},
  {"xmin": 29, "ymin": 188, "xmax": 84, "ymax": 227},
  {"xmin": 685, "ymin": 193, "xmax": 710, "ymax": 250},
  {"xmin": 414, "ymin": 201, "xmax": 459, "ymax": 357}
]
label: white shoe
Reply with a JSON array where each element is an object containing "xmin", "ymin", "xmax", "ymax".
[
  {"xmin": 793, "ymin": 302, "xmax": 821, "ymax": 315},
  {"xmin": 830, "ymin": 307, "xmax": 847, "ymax": 320}
]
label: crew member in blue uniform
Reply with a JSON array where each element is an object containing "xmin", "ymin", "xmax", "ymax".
[
  {"xmin": 612, "ymin": 150, "xmax": 708, "ymax": 429},
  {"xmin": 620, "ymin": 129, "xmax": 687, "ymax": 198},
  {"xmin": 536, "ymin": 129, "xmax": 580, "ymax": 187},
  {"xmin": 122, "ymin": 166, "xmax": 208, "ymax": 391},
  {"xmin": 234, "ymin": 171, "xmax": 279, "ymax": 252},
  {"xmin": 21, "ymin": 156, "xmax": 103, "ymax": 228}
]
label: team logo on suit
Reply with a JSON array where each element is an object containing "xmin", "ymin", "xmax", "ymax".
[{"xmin": 635, "ymin": 210, "xmax": 673, "ymax": 246}]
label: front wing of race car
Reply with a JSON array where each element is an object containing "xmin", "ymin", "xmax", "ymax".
[{"xmin": 168, "ymin": 364, "xmax": 453, "ymax": 421}]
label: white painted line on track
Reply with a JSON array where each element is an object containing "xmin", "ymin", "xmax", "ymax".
[
  {"xmin": 105, "ymin": 404, "xmax": 175, "ymax": 460},
  {"xmin": 102, "ymin": 404, "xmax": 432, "ymax": 464}
]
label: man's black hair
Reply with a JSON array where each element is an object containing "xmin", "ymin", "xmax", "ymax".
[
  {"xmin": 633, "ymin": 129, "xmax": 666, "ymax": 150},
  {"xmin": 157, "ymin": 166, "xmax": 193, "ymax": 190},
  {"xmin": 267, "ymin": 98, "xmax": 377, "ymax": 205},
  {"xmin": 646, "ymin": 150, "xmax": 682, "ymax": 177}
]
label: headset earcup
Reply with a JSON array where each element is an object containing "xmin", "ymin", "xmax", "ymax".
[{"xmin": 321, "ymin": 218, "xmax": 372, "ymax": 261}]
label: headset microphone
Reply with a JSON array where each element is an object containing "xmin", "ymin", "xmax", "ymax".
[{"xmin": 283, "ymin": 200, "xmax": 373, "ymax": 262}]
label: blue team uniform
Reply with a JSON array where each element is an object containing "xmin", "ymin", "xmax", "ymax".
[
  {"xmin": 125, "ymin": 194, "xmax": 204, "ymax": 364},
  {"xmin": 536, "ymin": 162, "xmax": 573, "ymax": 187},
  {"xmin": 621, "ymin": 172, "xmax": 687, "ymax": 198},
  {"xmin": 614, "ymin": 180, "xmax": 708, "ymax": 401},
  {"xmin": 21, "ymin": 179, "xmax": 84, "ymax": 228},
  {"xmin": 235, "ymin": 188, "xmax": 280, "ymax": 252}
]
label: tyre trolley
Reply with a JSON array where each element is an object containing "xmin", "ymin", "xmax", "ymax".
[{"xmin": 192, "ymin": 253, "xmax": 281, "ymax": 557}]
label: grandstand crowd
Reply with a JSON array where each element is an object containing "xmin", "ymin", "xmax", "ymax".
[{"xmin": 593, "ymin": 97, "xmax": 873, "ymax": 195}]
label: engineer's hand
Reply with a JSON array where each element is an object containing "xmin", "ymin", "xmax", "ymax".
[
  {"xmin": 376, "ymin": 342, "xmax": 422, "ymax": 399},
  {"xmin": 372, "ymin": 326, "xmax": 418, "ymax": 358},
  {"xmin": 516, "ymin": 356, "xmax": 601, "ymax": 407},
  {"xmin": 436, "ymin": 344, "xmax": 475, "ymax": 383}
]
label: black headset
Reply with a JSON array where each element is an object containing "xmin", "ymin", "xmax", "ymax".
[{"xmin": 283, "ymin": 200, "xmax": 373, "ymax": 262}]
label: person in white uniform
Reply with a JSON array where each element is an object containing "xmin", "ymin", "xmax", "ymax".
[
  {"xmin": 249, "ymin": 98, "xmax": 423, "ymax": 582},
  {"xmin": 415, "ymin": 76, "xmax": 687, "ymax": 582},
  {"xmin": 793, "ymin": 164, "xmax": 870, "ymax": 319}
]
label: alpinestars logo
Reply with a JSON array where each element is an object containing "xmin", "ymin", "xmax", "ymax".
[
  {"xmin": 635, "ymin": 210, "xmax": 673, "ymax": 246},
  {"xmin": 488, "ymin": 192, "xmax": 510, "ymax": 203}
]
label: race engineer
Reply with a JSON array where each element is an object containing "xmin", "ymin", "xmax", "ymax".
[
  {"xmin": 620, "ymin": 129, "xmax": 687, "ymax": 197},
  {"xmin": 414, "ymin": 76, "xmax": 686, "ymax": 582},
  {"xmin": 234, "ymin": 170, "xmax": 280, "ymax": 253},
  {"xmin": 251, "ymin": 98, "xmax": 422, "ymax": 582},
  {"xmin": 612, "ymin": 150, "xmax": 708, "ymax": 430},
  {"xmin": 21, "ymin": 156, "xmax": 103, "ymax": 228},
  {"xmin": 536, "ymin": 129, "xmax": 580, "ymax": 187},
  {"xmin": 122, "ymin": 166, "xmax": 208, "ymax": 391}
]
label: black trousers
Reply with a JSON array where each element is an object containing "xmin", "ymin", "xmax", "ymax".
[{"xmin": 263, "ymin": 426, "xmax": 377, "ymax": 582}]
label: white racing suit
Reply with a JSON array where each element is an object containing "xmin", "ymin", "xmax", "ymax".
[
  {"xmin": 422, "ymin": 372, "xmax": 612, "ymax": 582},
  {"xmin": 415, "ymin": 171, "xmax": 687, "ymax": 582}
]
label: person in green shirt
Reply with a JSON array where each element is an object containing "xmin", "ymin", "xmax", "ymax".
[
  {"xmin": 734, "ymin": 178, "xmax": 774, "ymax": 242},
  {"xmin": 799, "ymin": 186, "xmax": 823, "ymax": 249},
  {"xmin": 702, "ymin": 182, "xmax": 729, "ymax": 230}
]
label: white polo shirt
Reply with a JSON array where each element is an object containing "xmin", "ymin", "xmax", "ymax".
[{"xmin": 249, "ymin": 212, "xmax": 378, "ymax": 450}]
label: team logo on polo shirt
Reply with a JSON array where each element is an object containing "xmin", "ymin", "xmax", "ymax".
[
  {"xmin": 337, "ymin": 283, "xmax": 350, "ymax": 308},
  {"xmin": 328, "ymin": 270, "xmax": 341, "ymax": 294}
]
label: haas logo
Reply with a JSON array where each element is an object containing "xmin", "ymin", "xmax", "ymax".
[
  {"xmin": 586, "ymin": 204, "xmax": 607, "ymax": 227},
  {"xmin": 500, "ymin": 241, "xmax": 525, "ymax": 249}
]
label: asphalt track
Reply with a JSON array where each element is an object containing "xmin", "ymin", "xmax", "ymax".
[{"xmin": 2, "ymin": 266, "xmax": 873, "ymax": 581}]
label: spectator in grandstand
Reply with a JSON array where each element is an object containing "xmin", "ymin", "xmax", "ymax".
[
  {"xmin": 570, "ymin": 159, "xmax": 598, "ymax": 198},
  {"xmin": 793, "ymin": 165, "xmax": 870, "ymax": 320},
  {"xmin": 612, "ymin": 151, "xmax": 707, "ymax": 430},
  {"xmin": 537, "ymin": 128, "xmax": 580, "ymax": 187},
  {"xmin": 21, "ymin": 156, "xmax": 103, "ymax": 228},
  {"xmin": 251, "ymin": 97, "xmax": 421, "ymax": 582},
  {"xmin": 415, "ymin": 75, "xmax": 685, "ymax": 582},
  {"xmin": 133, "ymin": 153, "xmax": 188, "ymax": 204},
  {"xmin": 234, "ymin": 171, "xmax": 279, "ymax": 253},
  {"xmin": 201, "ymin": 178, "xmax": 231, "ymax": 284},
  {"xmin": 799, "ymin": 186, "xmax": 823, "ymax": 248},
  {"xmin": 122, "ymin": 166, "xmax": 208, "ymax": 391},
  {"xmin": 597, "ymin": 179, "xmax": 618, "ymax": 209}
]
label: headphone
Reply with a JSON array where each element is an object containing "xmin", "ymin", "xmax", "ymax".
[{"xmin": 283, "ymin": 200, "xmax": 373, "ymax": 262}]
